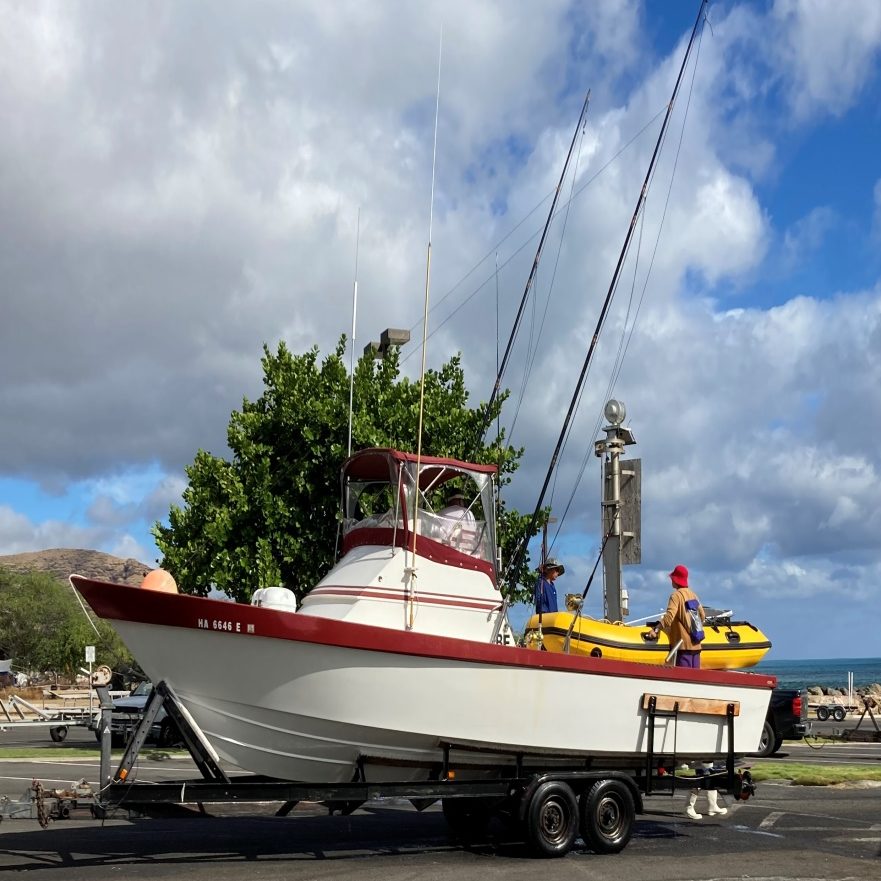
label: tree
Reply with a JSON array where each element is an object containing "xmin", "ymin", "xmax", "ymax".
[
  {"xmin": 154, "ymin": 339, "xmax": 542, "ymax": 604},
  {"xmin": 0, "ymin": 569, "xmax": 133, "ymax": 679}
]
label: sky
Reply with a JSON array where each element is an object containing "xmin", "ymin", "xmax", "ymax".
[{"xmin": 1, "ymin": 0, "xmax": 880, "ymax": 662}]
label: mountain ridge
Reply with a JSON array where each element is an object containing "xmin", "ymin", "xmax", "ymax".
[{"xmin": 0, "ymin": 548, "xmax": 153, "ymax": 586}]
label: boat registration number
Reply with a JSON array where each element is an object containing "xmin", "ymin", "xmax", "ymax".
[{"xmin": 197, "ymin": 617, "xmax": 254, "ymax": 634}]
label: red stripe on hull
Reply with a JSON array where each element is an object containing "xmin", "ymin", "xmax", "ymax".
[{"xmin": 71, "ymin": 575, "xmax": 776, "ymax": 691}]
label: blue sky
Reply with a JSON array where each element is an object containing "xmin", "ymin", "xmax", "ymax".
[{"xmin": 1, "ymin": 0, "xmax": 880, "ymax": 661}]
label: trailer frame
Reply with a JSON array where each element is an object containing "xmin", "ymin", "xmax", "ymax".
[{"xmin": 85, "ymin": 678, "xmax": 755, "ymax": 857}]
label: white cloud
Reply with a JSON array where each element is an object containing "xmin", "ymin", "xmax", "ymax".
[
  {"xmin": 0, "ymin": 1, "xmax": 880, "ymax": 657},
  {"xmin": 771, "ymin": 0, "xmax": 881, "ymax": 120},
  {"xmin": 0, "ymin": 505, "xmax": 102, "ymax": 556},
  {"xmin": 781, "ymin": 206, "xmax": 836, "ymax": 268}
]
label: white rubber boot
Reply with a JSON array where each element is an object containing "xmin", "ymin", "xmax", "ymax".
[
  {"xmin": 707, "ymin": 789, "xmax": 728, "ymax": 816},
  {"xmin": 686, "ymin": 790, "xmax": 702, "ymax": 820}
]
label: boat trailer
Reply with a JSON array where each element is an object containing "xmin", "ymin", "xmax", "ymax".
[
  {"xmin": 4, "ymin": 665, "xmax": 756, "ymax": 856},
  {"xmin": 52, "ymin": 666, "xmax": 751, "ymax": 856}
]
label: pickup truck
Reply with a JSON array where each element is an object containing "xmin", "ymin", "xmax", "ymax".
[
  {"xmin": 95, "ymin": 681, "xmax": 182, "ymax": 747},
  {"xmin": 753, "ymin": 687, "xmax": 810, "ymax": 757}
]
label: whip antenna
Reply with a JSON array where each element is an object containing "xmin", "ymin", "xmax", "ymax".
[
  {"xmin": 347, "ymin": 207, "xmax": 361, "ymax": 458},
  {"xmin": 407, "ymin": 28, "xmax": 443, "ymax": 628}
]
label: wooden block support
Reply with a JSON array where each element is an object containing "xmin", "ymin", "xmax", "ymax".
[{"xmin": 642, "ymin": 693, "xmax": 740, "ymax": 716}]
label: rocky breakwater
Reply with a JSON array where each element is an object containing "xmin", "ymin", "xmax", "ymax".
[{"xmin": 806, "ymin": 683, "xmax": 881, "ymax": 715}]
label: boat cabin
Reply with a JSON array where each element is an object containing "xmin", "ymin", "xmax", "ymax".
[
  {"xmin": 340, "ymin": 447, "xmax": 499, "ymax": 579},
  {"xmin": 298, "ymin": 448, "xmax": 509, "ymax": 641}
]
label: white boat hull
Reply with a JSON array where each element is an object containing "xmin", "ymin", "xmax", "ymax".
[{"xmin": 75, "ymin": 578, "xmax": 775, "ymax": 783}]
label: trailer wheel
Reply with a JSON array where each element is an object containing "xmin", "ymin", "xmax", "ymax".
[
  {"xmin": 754, "ymin": 719, "xmax": 777, "ymax": 757},
  {"xmin": 442, "ymin": 797, "xmax": 493, "ymax": 840},
  {"xmin": 49, "ymin": 725, "xmax": 68, "ymax": 743},
  {"xmin": 816, "ymin": 706, "xmax": 829, "ymax": 721},
  {"xmin": 579, "ymin": 778, "xmax": 635, "ymax": 854},
  {"xmin": 832, "ymin": 706, "xmax": 846, "ymax": 722},
  {"xmin": 525, "ymin": 781, "xmax": 578, "ymax": 858}
]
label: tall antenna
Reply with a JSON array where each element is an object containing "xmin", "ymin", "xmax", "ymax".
[
  {"xmin": 407, "ymin": 27, "xmax": 443, "ymax": 629},
  {"xmin": 347, "ymin": 207, "xmax": 361, "ymax": 458}
]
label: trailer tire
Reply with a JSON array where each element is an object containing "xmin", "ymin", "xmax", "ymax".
[
  {"xmin": 442, "ymin": 797, "xmax": 493, "ymax": 840},
  {"xmin": 579, "ymin": 778, "xmax": 635, "ymax": 854},
  {"xmin": 754, "ymin": 719, "xmax": 777, "ymax": 757},
  {"xmin": 816, "ymin": 706, "xmax": 829, "ymax": 721},
  {"xmin": 49, "ymin": 725, "xmax": 68, "ymax": 743},
  {"xmin": 832, "ymin": 706, "xmax": 846, "ymax": 722},
  {"xmin": 525, "ymin": 781, "xmax": 578, "ymax": 858}
]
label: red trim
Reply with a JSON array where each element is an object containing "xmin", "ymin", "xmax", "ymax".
[
  {"xmin": 340, "ymin": 529, "xmax": 496, "ymax": 580},
  {"xmin": 345, "ymin": 447, "xmax": 498, "ymax": 478},
  {"xmin": 71, "ymin": 576, "xmax": 776, "ymax": 691}
]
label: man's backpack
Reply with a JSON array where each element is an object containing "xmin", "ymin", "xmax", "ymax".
[{"xmin": 684, "ymin": 598, "xmax": 705, "ymax": 643}]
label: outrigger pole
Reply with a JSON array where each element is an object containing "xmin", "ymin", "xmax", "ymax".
[{"xmin": 506, "ymin": 0, "xmax": 708, "ymax": 583}]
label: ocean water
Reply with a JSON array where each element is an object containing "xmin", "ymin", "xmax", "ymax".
[{"xmin": 752, "ymin": 657, "xmax": 881, "ymax": 691}]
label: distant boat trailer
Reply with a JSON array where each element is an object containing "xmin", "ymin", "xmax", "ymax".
[{"xmin": 0, "ymin": 692, "xmax": 97, "ymax": 742}]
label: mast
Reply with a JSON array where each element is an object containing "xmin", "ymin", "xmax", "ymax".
[{"xmin": 507, "ymin": 0, "xmax": 707, "ymax": 586}]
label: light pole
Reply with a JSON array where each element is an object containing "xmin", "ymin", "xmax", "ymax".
[{"xmin": 594, "ymin": 399, "xmax": 636, "ymax": 622}]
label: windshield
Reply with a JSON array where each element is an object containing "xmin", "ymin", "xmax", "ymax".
[{"xmin": 341, "ymin": 450, "xmax": 497, "ymax": 567}]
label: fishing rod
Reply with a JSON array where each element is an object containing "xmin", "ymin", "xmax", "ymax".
[
  {"xmin": 505, "ymin": 0, "xmax": 708, "ymax": 584},
  {"xmin": 475, "ymin": 89, "xmax": 591, "ymax": 451}
]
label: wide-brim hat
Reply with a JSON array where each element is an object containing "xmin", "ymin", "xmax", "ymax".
[
  {"xmin": 542, "ymin": 558, "xmax": 565, "ymax": 575},
  {"xmin": 669, "ymin": 564, "xmax": 689, "ymax": 587}
]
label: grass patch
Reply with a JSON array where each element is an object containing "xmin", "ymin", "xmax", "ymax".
[
  {"xmin": 0, "ymin": 746, "xmax": 188, "ymax": 760},
  {"xmin": 0, "ymin": 747, "xmax": 100, "ymax": 759},
  {"xmin": 749, "ymin": 762, "xmax": 881, "ymax": 786}
]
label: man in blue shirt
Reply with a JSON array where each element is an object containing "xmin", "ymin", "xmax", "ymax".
[{"xmin": 534, "ymin": 558, "xmax": 565, "ymax": 614}]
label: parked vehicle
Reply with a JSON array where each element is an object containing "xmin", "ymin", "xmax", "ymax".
[
  {"xmin": 753, "ymin": 688, "xmax": 810, "ymax": 757},
  {"xmin": 96, "ymin": 682, "xmax": 182, "ymax": 747}
]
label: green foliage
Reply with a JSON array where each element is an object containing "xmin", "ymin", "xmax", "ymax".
[
  {"xmin": 154, "ymin": 339, "xmax": 540, "ymax": 604},
  {"xmin": 0, "ymin": 568, "xmax": 133, "ymax": 678}
]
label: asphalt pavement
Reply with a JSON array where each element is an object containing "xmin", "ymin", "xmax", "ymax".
[{"xmin": 1, "ymin": 726, "xmax": 879, "ymax": 880}]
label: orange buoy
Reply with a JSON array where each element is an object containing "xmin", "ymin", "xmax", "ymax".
[{"xmin": 140, "ymin": 568, "xmax": 178, "ymax": 594}]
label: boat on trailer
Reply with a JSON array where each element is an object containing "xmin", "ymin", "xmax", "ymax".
[
  {"xmin": 68, "ymin": 2, "xmax": 767, "ymax": 856},
  {"xmin": 72, "ymin": 447, "xmax": 774, "ymax": 786}
]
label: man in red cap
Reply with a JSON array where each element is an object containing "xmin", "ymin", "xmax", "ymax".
[{"xmin": 649, "ymin": 564, "xmax": 705, "ymax": 669}]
